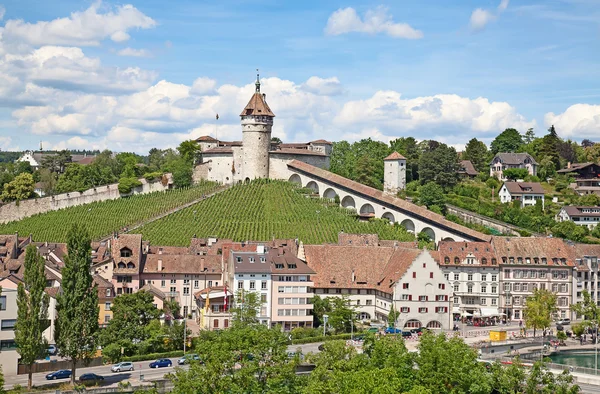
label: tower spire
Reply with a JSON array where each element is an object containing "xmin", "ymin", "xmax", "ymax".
[{"xmin": 255, "ymin": 69, "xmax": 260, "ymax": 93}]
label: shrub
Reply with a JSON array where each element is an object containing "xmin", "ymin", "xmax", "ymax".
[
  {"xmin": 118, "ymin": 177, "xmax": 143, "ymax": 194},
  {"xmin": 143, "ymin": 172, "xmax": 163, "ymax": 181},
  {"xmin": 485, "ymin": 177, "xmax": 500, "ymax": 190},
  {"xmin": 291, "ymin": 333, "xmax": 354, "ymax": 345}
]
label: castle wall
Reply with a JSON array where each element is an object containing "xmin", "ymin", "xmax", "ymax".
[
  {"xmin": 0, "ymin": 176, "xmax": 172, "ymax": 224},
  {"xmin": 269, "ymin": 154, "xmax": 329, "ymax": 181}
]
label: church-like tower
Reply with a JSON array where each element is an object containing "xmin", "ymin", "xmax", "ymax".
[
  {"xmin": 240, "ymin": 72, "xmax": 275, "ymax": 181},
  {"xmin": 383, "ymin": 151, "xmax": 407, "ymax": 195}
]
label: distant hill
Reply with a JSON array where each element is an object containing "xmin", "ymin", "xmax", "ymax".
[{"xmin": 132, "ymin": 179, "xmax": 415, "ymax": 246}]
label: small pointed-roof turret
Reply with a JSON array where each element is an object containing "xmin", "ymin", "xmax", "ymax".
[
  {"xmin": 384, "ymin": 151, "xmax": 406, "ymax": 161},
  {"xmin": 240, "ymin": 70, "xmax": 275, "ymax": 117}
]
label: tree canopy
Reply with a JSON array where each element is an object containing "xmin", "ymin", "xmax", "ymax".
[{"xmin": 490, "ymin": 128, "xmax": 524, "ymax": 154}]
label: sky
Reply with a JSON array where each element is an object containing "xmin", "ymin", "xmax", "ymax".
[{"xmin": 0, "ymin": 0, "xmax": 599, "ymax": 154}]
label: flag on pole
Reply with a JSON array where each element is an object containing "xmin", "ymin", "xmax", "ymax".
[{"xmin": 216, "ymin": 113, "xmax": 219, "ymax": 120}]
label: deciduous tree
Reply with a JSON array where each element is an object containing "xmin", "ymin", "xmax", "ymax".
[
  {"xmin": 55, "ymin": 224, "xmax": 99, "ymax": 385},
  {"xmin": 523, "ymin": 288, "xmax": 557, "ymax": 337},
  {"xmin": 418, "ymin": 141, "xmax": 459, "ymax": 189},
  {"xmin": 463, "ymin": 138, "xmax": 489, "ymax": 172},
  {"xmin": 490, "ymin": 128, "xmax": 524, "ymax": 154},
  {"xmin": 419, "ymin": 182, "xmax": 446, "ymax": 213},
  {"xmin": 15, "ymin": 245, "xmax": 50, "ymax": 390},
  {"xmin": 502, "ymin": 168, "xmax": 529, "ymax": 181},
  {"xmin": 1, "ymin": 172, "xmax": 35, "ymax": 201},
  {"xmin": 231, "ymin": 289, "xmax": 263, "ymax": 326}
]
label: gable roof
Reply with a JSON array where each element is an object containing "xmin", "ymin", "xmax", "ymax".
[
  {"xmin": 240, "ymin": 93, "xmax": 275, "ymax": 117},
  {"xmin": 437, "ymin": 241, "xmax": 497, "ymax": 264},
  {"xmin": 310, "ymin": 139, "xmax": 332, "ymax": 145},
  {"xmin": 143, "ymin": 254, "xmax": 222, "ymax": 274},
  {"xmin": 459, "ymin": 160, "xmax": 479, "ymax": 176},
  {"xmin": 562, "ymin": 206, "xmax": 600, "ymax": 218},
  {"xmin": 196, "ymin": 135, "xmax": 218, "ymax": 142},
  {"xmin": 384, "ymin": 151, "xmax": 406, "ymax": 161},
  {"xmin": 491, "ymin": 152, "xmax": 538, "ymax": 166},
  {"xmin": 140, "ymin": 283, "xmax": 166, "ymax": 300},
  {"xmin": 502, "ymin": 182, "xmax": 545, "ymax": 195},
  {"xmin": 287, "ymin": 160, "xmax": 491, "ymax": 242},
  {"xmin": 491, "ymin": 236, "xmax": 575, "ymax": 266},
  {"xmin": 557, "ymin": 162, "xmax": 598, "ymax": 173}
]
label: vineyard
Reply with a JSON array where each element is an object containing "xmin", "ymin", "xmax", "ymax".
[
  {"xmin": 0, "ymin": 181, "xmax": 221, "ymax": 242},
  {"xmin": 132, "ymin": 179, "xmax": 415, "ymax": 246}
]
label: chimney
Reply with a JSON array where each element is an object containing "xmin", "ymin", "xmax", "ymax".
[
  {"xmin": 351, "ymin": 269, "xmax": 355, "ymax": 283},
  {"xmin": 262, "ymin": 93, "xmax": 266, "ymax": 102},
  {"xmin": 201, "ymin": 258, "xmax": 205, "ymax": 272},
  {"xmin": 158, "ymin": 248, "xmax": 163, "ymax": 255},
  {"xmin": 158, "ymin": 259, "xmax": 163, "ymax": 271}
]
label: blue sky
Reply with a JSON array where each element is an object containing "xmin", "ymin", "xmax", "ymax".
[{"xmin": 0, "ymin": 0, "xmax": 598, "ymax": 153}]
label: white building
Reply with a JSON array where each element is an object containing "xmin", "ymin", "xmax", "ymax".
[
  {"xmin": 383, "ymin": 151, "xmax": 407, "ymax": 195},
  {"xmin": 499, "ymin": 182, "xmax": 545, "ymax": 208},
  {"xmin": 557, "ymin": 206, "xmax": 600, "ymax": 230},
  {"xmin": 437, "ymin": 241, "xmax": 501, "ymax": 320},
  {"xmin": 193, "ymin": 73, "xmax": 331, "ymax": 185},
  {"xmin": 490, "ymin": 153, "xmax": 538, "ymax": 181}
]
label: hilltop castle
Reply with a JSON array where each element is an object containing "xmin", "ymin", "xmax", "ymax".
[{"xmin": 193, "ymin": 72, "xmax": 406, "ymax": 194}]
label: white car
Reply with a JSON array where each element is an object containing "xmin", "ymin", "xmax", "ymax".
[
  {"xmin": 557, "ymin": 318, "xmax": 571, "ymax": 326},
  {"xmin": 111, "ymin": 362, "xmax": 134, "ymax": 372}
]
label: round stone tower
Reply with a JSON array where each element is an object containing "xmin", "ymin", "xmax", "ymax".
[{"xmin": 240, "ymin": 72, "xmax": 275, "ymax": 181}]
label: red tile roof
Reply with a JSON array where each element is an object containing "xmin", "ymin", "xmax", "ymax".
[
  {"xmin": 491, "ymin": 237, "xmax": 575, "ymax": 266},
  {"xmin": 437, "ymin": 241, "xmax": 497, "ymax": 265},
  {"xmin": 384, "ymin": 151, "xmax": 406, "ymax": 161},
  {"xmin": 286, "ymin": 160, "xmax": 490, "ymax": 242},
  {"xmin": 270, "ymin": 149, "xmax": 326, "ymax": 157},
  {"xmin": 240, "ymin": 93, "xmax": 275, "ymax": 117},
  {"xmin": 310, "ymin": 139, "xmax": 332, "ymax": 145},
  {"xmin": 196, "ymin": 135, "xmax": 218, "ymax": 142},
  {"xmin": 202, "ymin": 147, "xmax": 234, "ymax": 155},
  {"xmin": 143, "ymin": 254, "xmax": 222, "ymax": 274}
]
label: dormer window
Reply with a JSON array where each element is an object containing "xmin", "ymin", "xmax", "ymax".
[
  {"xmin": 454, "ymin": 257, "xmax": 460, "ymax": 264},
  {"xmin": 127, "ymin": 262, "xmax": 135, "ymax": 269},
  {"xmin": 288, "ymin": 264, "xmax": 297, "ymax": 269},
  {"xmin": 236, "ymin": 256, "xmax": 242, "ymax": 263},
  {"xmin": 444, "ymin": 257, "xmax": 450, "ymax": 264},
  {"xmin": 491, "ymin": 258, "xmax": 497, "ymax": 265},
  {"xmin": 275, "ymin": 263, "xmax": 284, "ymax": 269},
  {"xmin": 481, "ymin": 258, "xmax": 487, "ymax": 265},
  {"xmin": 260, "ymin": 257, "xmax": 266, "ymax": 263},
  {"xmin": 117, "ymin": 262, "xmax": 126, "ymax": 269},
  {"xmin": 120, "ymin": 248, "xmax": 132, "ymax": 258},
  {"xmin": 249, "ymin": 257, "xmax": 255, "ymax": 263},
  {"xmin": 542, "ymin": 258, "xmax": 547, "ymax": 264}
]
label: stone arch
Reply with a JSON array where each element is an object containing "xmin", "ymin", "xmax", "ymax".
[
  {"xmin": 323, "ymin": 188, "xmax": 338, "ymax": 200},
  {"xmin": 244, "ymin": 177, "xmax": 250, "ymax": 183},
  {"xmin": 359, "ymin": 203, "xmax": 375, "ymax": 215},
  {"xmin": 382, "ymin": 212, "xmax": 395, "ymax": 224},
  {"xmin": 426, "ymin": 321, "xmax": 442, "ymax": 329},
  {"xmin": 341, "ymin": 196, "xmax": 356, "ymax": 210},
  {"xmin": 421, "ymin": 227, "xmax": 436, "ymax": 243},
  {"xmin": 289, "ymin": 174, "xmax": 302, "ymax": 184},
  {"xmin": 306, "ymin": 181, "xmax": 319, "ymax": 194},
  {"xmin": 404, "ymin": 319, "xmax": 422, "ymax": 328},
  {"xmin": 442, "ymin": 237, "xmax": 455, "ymax": 242},
  {"xmin": 400, "ymin": 219, "xmax": 415, "ymax": 233}
]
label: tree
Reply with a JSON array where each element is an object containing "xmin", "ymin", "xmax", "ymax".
[
  {"xmin": 270, "ymin": 137, "xmax": 283, "ymax": 144},
  {"xmin": 100, "ymin": 291, "xmax": 161, "ymax": 347},
  {"xmin": 388, "ymin": 304, "xmax": 399, "ymax": 328},
  {"xmin": 538, "ymin": 125, "xmax": 562, "ymax": 171},
  {"xmin": 327, "ymin": 296, "xmax": 356, "ymax": 333},
  {"xmin": 502, "ymin": 168, "xmax": 529, "ymax": 181},
  {"xmin": 418, "ymin": 142, "xmax": 459, "ymax": 189},
  {"xmin": 463, "ymin": 138, "xmax": 489, "ymax": 172},
  {"xmin": 55, "ymin": 224, "xmax": 99, "ymax": 385},
  {"xmin": 523, "ymin": 288, "xmax": 557, "ymax": 337},
  {"xmin": 1, "ymin": 172, "xmax": 35, "ymax": 201},
  {"xmin": 355, "ymin": 154, "xmax": 381, "ymax": 189},
  {"xmin": 552, "ymin": 221, "xmax": 588, "ymax": 242},
  {"xmin": 15, "ymin": 245, "xmax": 50, "ymax": 390},
  {"xmin": 524, "ymin": 128, "xmax": 536, "ymax": 144},
  {"xmin": 490, "ymin": 128, "xmax": 524, "ymax": 154},
  {"xmin": 419, "ymin": 182, "xmax": 446, "ymax": 213},
  {"xmin": 38, "ymin": 168, "xmax": 57, "ymax": 196},
  {"xmin": 177, "ymin": 140, "xmax": 201, "ymax": 165},
  {"xmin": 163, "ymin": 299, "xmax": 182, "ymax": 323},
  {"xmin": 571, "ymin": 289, "xmax": 599, "ymax": 328},
  {"xmin": 231, "ymin": 289, "xmax": 263, "ymax": 326},
  {"xmin": 390, "ymin": 137, "xmax": 421, "ymax": 181}
]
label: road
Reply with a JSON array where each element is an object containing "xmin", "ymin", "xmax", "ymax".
[{"xmin": 4, "ymin": 343, "xmax": 323, "ymax": 390}]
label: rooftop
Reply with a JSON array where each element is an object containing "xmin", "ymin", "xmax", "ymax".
[{"xmin": 502, "ymin": 182, "xmax": 545, "ymax": 195}]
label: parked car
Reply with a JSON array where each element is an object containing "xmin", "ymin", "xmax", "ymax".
[
  {"xmin": 411, "ymin": 327, "xmax": 431, "ymax": 336},
  {"xmin": 367, "ymin": 327, "xmax": 379, "ymax": 333},
  {"xmin": 401, "ymin": 330, "xmax": 413, "ymax": 337},
  {"xmin": 150, "ymin": 358, "xmax": 173, "ymax": 368},
  {"xmin": 79, "ymin": 373, "xmax": 104, "ymax": 383},
  {"xmin": 385, "ymin": 327, "xmax": 402, "ymax": 334},
  {"xmin": 558, "ymin": 318, "xmax": 571, "ymax": 326},
  {"xmin": 556, "ymin": 324, "xmax": 564, "ymax": 331},
  {"xmin": 111, "ymin": 362, "xmax": 134, "ymax": 373},
  {"xmin": 178, "ymin": 354, "xmax": 200, "ymax": 365},
  {"xmin": 46, "ymin": 370, "xmax": 72, "ymax": 380},
  {"xmin": 47, "ymin": 344, "xmax": 57, "ymax": 356}
]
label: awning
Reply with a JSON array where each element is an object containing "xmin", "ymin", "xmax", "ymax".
[
  {"xmin": 452, "ymin": 307, "xmax": 461, "ymax": 314},
  {"xmin": 461, "ymin": 312, "xmax": 472, "ymax": 317},
  {"xmin": 480, "ymin": 308, "xmax": 500, "ymax": 317}
]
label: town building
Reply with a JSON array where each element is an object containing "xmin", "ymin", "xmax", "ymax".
[
  {"xmin": 94, "ymin": 275, "xmax": 115, "ymax": 327},
  {"xmin": 499, "ymin": 182, "xmax": 545, "ymax": 208},
  {"xmin": 436, "ymin": 241, "xmax": 500, "ymax": 320},
  {"xmin": 557, "ymin": 163, "xmax": 600, "ymax": 196},
  {"xmin": 383, "ymin": 151, "xmax": 407, "ymax": 195},
  {"xmin": 490, "ymin": 153, "xmax": 538, "ymax": 180},
  {"xmin": 556, "ymin": 206, "xmax": 600, "ymax": 230},
  {"xmin": 570, "ymin": 244, "xmax": 600, "ymax": 308},
  {"xmin": 458, "ymin": 160, "xmax": 479, "ymax": 179},
  {"xmin": 193, "ymin": 73, "xmax": 331, "ymax": 185},
  {"xmin": 16, "ymin": 151, "xmax": 96, "ymax": 170}
]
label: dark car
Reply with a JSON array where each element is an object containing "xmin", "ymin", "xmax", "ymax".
[
  {"xmin": 385, "ymin": 327, "xmax": 402, "ymax": 334},
  {"xmin": 411, "ymin": 327, "xmax": 431, "ymax": 336},
  {"xmin": 149, "ymin": 358, "xmax": 173, "ymax": 368},
  {"xmin": 46, "ymin": 369, "xmax": 72, "ymax": 380},
  {"xmin": 79, "ymin": 373, "xmax": 104, "ymax": 383},
  {"xmin": 401, "ymin": 330, "xmax": 413, "ymax": 337}
]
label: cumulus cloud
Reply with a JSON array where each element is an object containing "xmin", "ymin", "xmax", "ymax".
[
  {"xmin": 190, "ymin": 77, "xmax": 217, "ymax": 95},
  {"xmin": 470, "ymin": 0, "xmax": 510, "ymax": 31},
  {"xmin": 544, "ymin": 104, "xmax": 600, "ymax": 139},
  {"xmin": 301, "ymin": 76, "xmax": 344, "ymax": 96},
  {"xmin": 2, "ymin": 2, "xmax": 156, "ymax": 47},
  {"xmin": 325, "ymin": 6, "xmax": 423, "ymax": 39},
  {"xmin": 0, "ymin": 5, "xmax": 5, "ymax": 21},
  {"xmin": 117, "ymin": 47, "xmax": 151, "ymax": 57}
]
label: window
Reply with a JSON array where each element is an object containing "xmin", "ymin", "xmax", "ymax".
[
  {"xmin": 236, "ymin": 256, "xmax": 242, "ymax": 263},
  {"xmin": 183, "ymin": 287, "xmax": 190, "ymax": 295},
  {"xmin": 356, "ymin": 300, "xmax": 361, "ymax": 305},
  {"xmin": 170, "ymin": 279, "xmax": 176, "ymax": 284},
  {"xmin": 238, "ymin": 281, "xmax": 244, "ymax": 289},
  {"xmin": 413, "ymin": 272, "xmax": 416, "ymax": 278},
  {"xmin": 0, "ymin": 340, "xmax": 17, "ymax": 350},
  {"xmin": 436, "ymin": 295, "xmax": 446, "ymax": 301},
  {"xmin": 444, "ymin": 257, "xmax": 450, "ymax": 264},
  {"xmin": 120, "ymin": 248, "xmax": 132, "ymax": 258},
  {"xmin": 419, "ymin": 295, "xmax": 428, "ymax": 301},
  {"xmin": 491, "ymin": 258, "xmax": 497, "ymax": 265},
  {"xmin": 105, "ymin": 289, "xmax": 111, "ymax": 297},
  {"xmin": 213, "ymin": 319, "xmax": 219, "ymax": 328},
  {"xmin": 454, "ymin": 284, "xmax": 459, "ymax": 292},
  {"xmin": 0, "ymin": 296, "xmax": 5, "ymax": 311},
  {"xmin": 183, "ymin": 279, "xmax": 190, "ymax": 285},
  {"xmin": 491, "ymin": 298, "xmax": 497, "ymax": 305},
  {"xmin": 249, "ymin": 281, "xmax": 256, "ymax": 290},
  {"xmin": 552, "ymin": 284, "xmax": 558, "ymax": 292},
  {"xmin": 481, "ymin": 298, "xmax": 487, "ymax": 305},
  {"xmin": 454, "ymin": 257, "xmax": 460, "ymax": 264},
  {"xmin": 104, "ymin": 315, "xmax": 111, "ymax": 323},
  {"xmin": 454, "ymin": 274, "xmax": 459, "ymax": 280},
  {"xmin": 430, "ymin": 272, "xmax": 434, "ymax": 279},
  {"xmin": 401, "ymin": 307, "xmax": 409, "ymax": 313},
  {"xmin": 561, "ymin": 284, "xmax": 568, "ymax": 293},
  {"xmin": 467, "ymin": 285, "xmax": 473, "ymax": 293},
  {"xmin": 514, "ymin": 283, "xmax": 521, "ymax": 292},
  {"xmin": 444, "ymin": 273, "xmax": 449, "ymax": 280},
  {"xmin": 503, "ymin": 283, "xmax": 511, "ymax": 291},
  {"xmin": 491, "ymin": 275, "xmax": 497, "ymax": 282},
  {"xmin": 105, "ymin": 302, "xmax": 111, "ymax": 311},
  {"xmin": 481, "ymin": 286, "xmax": 487, "ymax": 293},
  {"xmin": 401, "ymin": 294, "xmax": 410, "ymax": 301},
  {"xmin": 366, "ymin": 300, "xmax": 372, "ymax": 306},
  {"xmin": 491, "ymin": 286, "xmax": 497, "ymax": 293},
  {"xmin": 261, "ymin": 281, "xmax": 267, "ymax": 290},
  {"xmin": 418, "ymin": 307, "xmax": 428, "ymax": 313},
  {"xmin": 482, "ymin": 258, "xmax": 487, "ymax": 265},
  {"xmin": 467, "ymin": 274, "xmax": 473, "ymax": 281},
  {"xmin": 438, "ymin": 283, "xmax": 445, "ymax": 290},
  {"xmin": 513, "ymin": 296, "xmax": 521, "ymax": 306},
  {"xmin": 194, "ymin": 280, "xmax": 199, "ymax": 288},
  {"xmin": 504, "ymin": 270, "xmax": 510, "ymax": 279},
  {"xmin": 403, "ymin": 283, "xmax": 409, "ymax": 289},
  {"xmin": 481, "ymin": 274, "xmax": 487, "ymax": 282},
  {"xmin": 170, "ymin": 287, "xmax": 176, "ymax": 293},
  {"xmin": 540, "ymin": 271, "xmax": 547, "ymax": 279},
  {"xmin": 1, "ymin": 319, "xmax": 16, "ymax": 331},
  {"xmin": 261, "ymin": 294, "xmax": 267, "ymax": 303},
  {"xmin": 435, "ymin": 307, "xmax": 447, "ymax": 313},
  {"xmin": 454, "ymin": 297, "xmax": 459, "ymax": 305}
]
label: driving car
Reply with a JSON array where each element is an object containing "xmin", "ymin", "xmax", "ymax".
[
  {"xmin": 79, "ymin": 373, "xmax": 104, "ymax": 383},
  {"xmin": 384, "ymin": 327, "xmax": 402, "ymax": 334},
  {"xmin": 177, "ymin": 354, "xmax": 200, "ymax": 365},
  {"xmin": 47, "ymin": 344, "xmax": 57, "ymax": 356},
  {"xmin": 46, "ymin": 369, "xmax": 72, "ymax": 380},
  {"xmin": 149, "ymin": 358, "xmax": 173, "ymax": 368},
  {"xmin": 558, "ymin": 318, "xmax": 571, "ymax": 326},
  {"xmin": 111, "ymin": 362, "xmax": 134, "ymax": 372}
]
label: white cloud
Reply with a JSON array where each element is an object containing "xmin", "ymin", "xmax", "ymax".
[
  {"xmin": 2, "ymin": 2, "xmax": 156, "ymax": 47},
  {"xmin": 117, "ymin": 47, "xmax": 151, "ymax": 57},
  {"xmin": 302, "ymin": 76, "xmax": 344, "ymax": 96},
  {"xmin": 544, "ymin": 104, "xmax": 600, "ymax": 139},
  {"xmin": 325, "ymin": 6, "xmax": 423, "ymax": 39},
  {"xmin": 190, "ymin": 77, "xmax": 217, "ymax": 95},
  {"xmin": 51, "ymin": 136, "xmax": 104, "ymax": 151},
  {"xmin": 0, "ymin": 5, "xmax": 5, "ymax": 21},
  {"xmin": 470, "ymin": 0, "xmax": 509, "ymax": 31}
]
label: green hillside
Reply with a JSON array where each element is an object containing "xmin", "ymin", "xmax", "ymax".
[
  {"xmin": 0, "ymin": 181, "xmax": 221, "ymax": 242},
  {"xmin": 132, "ymin": 179, "xmax": 415, "ymax": 246}
]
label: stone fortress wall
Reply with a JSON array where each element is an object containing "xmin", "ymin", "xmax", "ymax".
[{"xmin": 0, "ymin": 175, "xmax": 172, "ymax": 224}]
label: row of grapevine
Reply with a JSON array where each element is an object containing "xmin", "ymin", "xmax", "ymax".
[
  {"xmin": 0, "ymin": 181, "xmax": 221, "ymax": 242},
  {"xmin": 133, "ymin": 180, "xmax": 416, "ymax": 246}
]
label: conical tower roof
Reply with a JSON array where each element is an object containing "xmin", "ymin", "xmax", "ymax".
[{"xmin": 240, "ymin": 93, "xmax": 275, "ymax": 117}]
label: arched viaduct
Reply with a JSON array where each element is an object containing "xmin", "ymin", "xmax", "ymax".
[{"xmin": 287, "ymin": 160, "xmax": 491, "ymax": 244}]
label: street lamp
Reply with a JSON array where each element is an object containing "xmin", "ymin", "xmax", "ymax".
[{"xmin": 323, "ymin": 314, "xmax": 329, "ymax": 337}]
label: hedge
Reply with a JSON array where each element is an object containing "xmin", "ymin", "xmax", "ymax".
[
  {"xmin": 291, "ymin": 333, "xmax": 353, "ymax": 345},
  {"xmin": 121, "ymin": 350, "xmax": 184, "ymax": 363}
]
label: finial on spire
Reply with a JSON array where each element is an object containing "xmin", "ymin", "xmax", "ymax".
[
  {"xmin": 39, "ymin": 141, "xmax": 43, "ymax": 151},
  {"xmin": 255, "ymin": 69, "xmax": 260, "ymax": 93}
]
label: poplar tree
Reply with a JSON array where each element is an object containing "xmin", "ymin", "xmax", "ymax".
[
  {"xmin": 55, "ymin": 224, "xmax": 99, "ymax": 385},
  {"xmin": 15, "ymin": 245, "xmax": 50, "ymax": 390}
]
